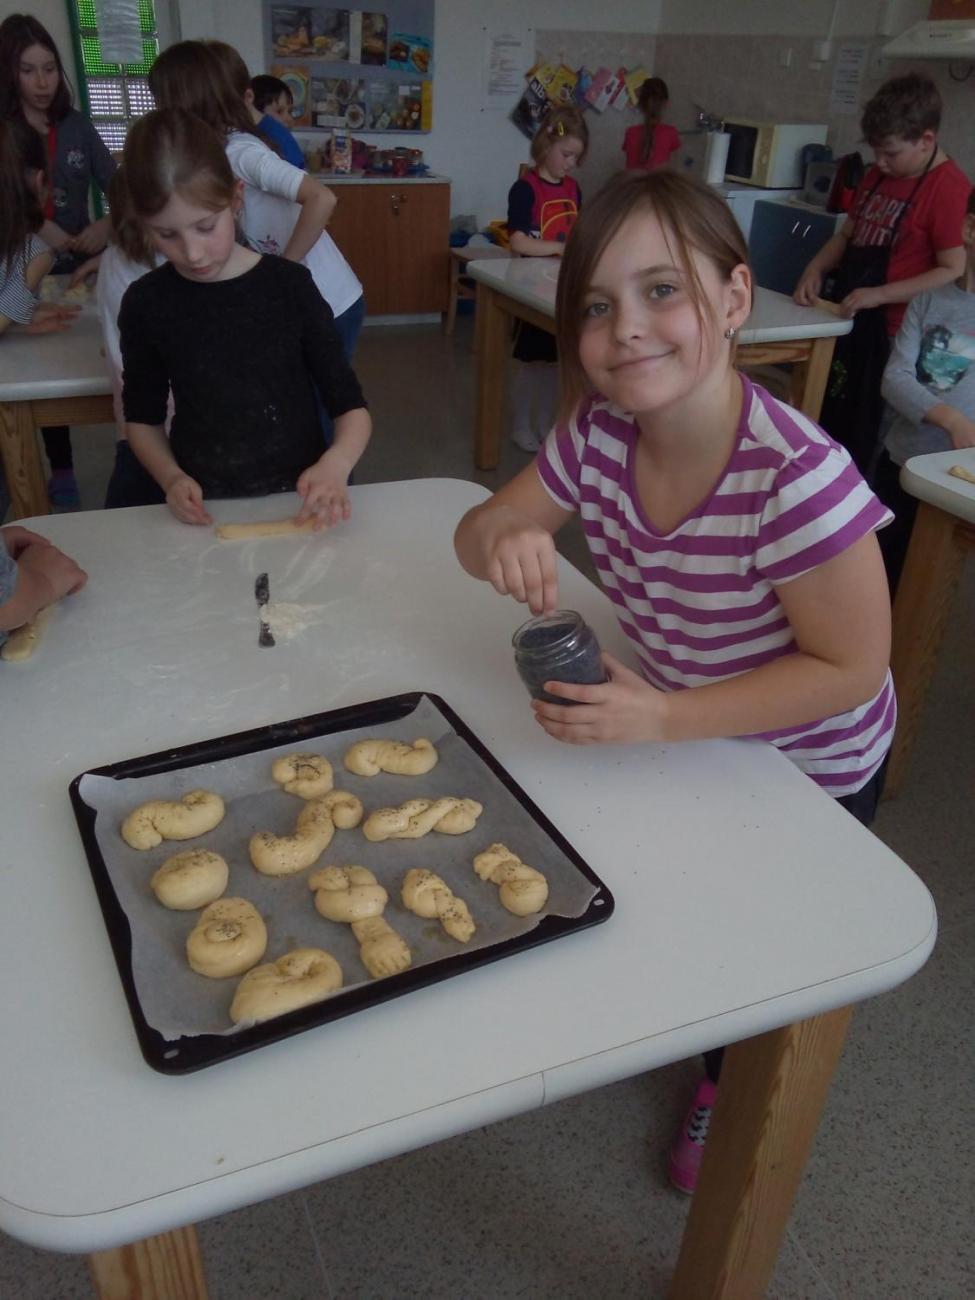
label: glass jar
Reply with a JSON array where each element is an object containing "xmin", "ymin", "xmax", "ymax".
[{"xmin": 512, "ymin": 610, "xmax": 607, "ymax": 704}]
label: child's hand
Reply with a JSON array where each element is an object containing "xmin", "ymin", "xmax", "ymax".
[
  {"xmin": 948, "ymin": 413, "xmax": 975, "ymax": 450},
  {"xmin": 165, "ymin": 474, "xmax": 212, "ymax": 526},
  {"xmin": 17, "ymin": 541, "xmax": 88, "ymax": 607},
  {"xmin": 793, "ymin": 267, "xmax": 822, "ymax": 306},
  {"xmin": 482, "ymin": 505, "xmax": 560, "ymax": 614},
  {"xmin": 68, "ymin": 254, "xmax": 101, "ymax": 290},
  {"xmin": 839, "ymin": 286, "xmax": 886, "ymax": 317},
  {"xmin": 1, "ymin": 525, "xmax": 52, "ymax": 559},
  {"xmin": 295, "ymin": 451, "xmax": 352, "ymax": 531},
  {"xmin": 531, "ymin": 653, "xmax": 670, "ymax": 745},
  {"xmin": 15, "ymin": 304, "xmax": 79, "ymax": 336}
]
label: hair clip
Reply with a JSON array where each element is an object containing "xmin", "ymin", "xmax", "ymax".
[{"xmin": 556, "ymin": 120, "xmax": 565, "ymax": 137}]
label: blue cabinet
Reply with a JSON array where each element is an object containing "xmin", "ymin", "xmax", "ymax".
[{"xmin": 748, "ymin": 200, "xmax": 843, "ymax": 296}]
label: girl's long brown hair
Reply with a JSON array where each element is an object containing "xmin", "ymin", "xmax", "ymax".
[
  {"xmin": 123, "ymin": 106, "xmax": 237, "ymax": 221},
  {"xmin": 0, "ymin": 13, "xmax": 72, "ymax": 122},
  {"xmin": 0, "ymin": 116, "xmax": 46, "ymax": 275},
  {"xmin": 106, "ymin": 166, "xmax": 156, "ymax": 268},
  {"xmin": 555, "ymin": 170, "xmax": 751, "ymax": 419},
  {"xmin": 203, "ymin": 39, "xmax": 283, "ymax": 156},
  {"xmin": 636, "ymin": 77, "xmax": 669, "ymax": 166},
  {"xmin": 147, "ymin": 41, "xmax": 258, "ymax": 139}
]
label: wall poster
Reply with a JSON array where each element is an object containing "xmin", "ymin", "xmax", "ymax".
[{"xmin": 262, "ymin": 2, "xmax": 434, "ymax": 132}]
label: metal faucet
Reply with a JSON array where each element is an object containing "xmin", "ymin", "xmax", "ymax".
[{"xmin": 694, "ymin": 105, "xmax": 724, "ymax": 132}]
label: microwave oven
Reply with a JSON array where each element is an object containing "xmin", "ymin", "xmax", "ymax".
[{"xmin": 722, "ymin": 119, "xmax": 828, "ymax": 189}]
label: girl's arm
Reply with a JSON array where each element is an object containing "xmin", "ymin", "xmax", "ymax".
[
  {"xmin": 282, "ymin": 176, "xmax": 337, "ymax": 263},
  {"xmin": 508, "ymin": 230, "xmax": 568, "ymax": 258},
  {"xmin": 454, "ymin": 463, "xmax": 574, "ymax": 615},
  {"xmin": 536, "ymin": 533, "xmax": 891, "ymax": 745},
  {"xmin": 126, "ymin": 421, "xmax": 211, "ymax": 526},
  {"xmin": 69, "ymin": 214, "xmax": 112, "ymax": 256},
  {"xmin": 295, "ymin": 406, "xmax": 371, "ymax": 529},
  {"xmin": 38, "ymin": 219, "xmax": 72, "ymax": 252}
]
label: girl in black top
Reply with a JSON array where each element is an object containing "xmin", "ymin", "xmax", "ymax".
[{"xmin": 119, "ymin": 108, "xmax": 370, "ymax": 529}]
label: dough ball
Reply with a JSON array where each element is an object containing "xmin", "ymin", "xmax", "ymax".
[
  {"xmin": 473, "ymin": 843, "xmax": 549, "ymax": 916},
  {"xmin": 320, "ymin": 789, "xmax": 364, "ymax": 829},
  {"xmin": 271, "ymin": 753, "xmax": 334, "ymax": 799},
  {"xmin": 121, "ymin": 790, "xmax": 225, "ymax": 850},
  {"xmin": 230, "ymin": 947, "xmax": 343, "ymax": 1024},
  {"xmin": 151, "ymin": 849, "xmax": 229, "ymax": 910},
  {"xmin": 186, "ymin": 897, "xmax": 267, "ymax": 978},
  {"xmin": 308, "ymin": 864, "xmax": 388, "ymax": 922},
  {"xmin": 343, "ymin": 738, "xmax": 439, "ymax": 777}
]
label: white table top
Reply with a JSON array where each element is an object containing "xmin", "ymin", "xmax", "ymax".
[
  {"xmin": 0, "ymin": 287, "xmax": 110, "ymax": 404},
  {"xmin": 901, "ymin": 448, "xmax": 975, "ymax": 525},
  {"xmin": 467, "ymin": 257, "xmax": 854, "ymax": 345},
  {"xmin": 0, "ymin": 481, "xmax": 933, "ymax": 1253}
]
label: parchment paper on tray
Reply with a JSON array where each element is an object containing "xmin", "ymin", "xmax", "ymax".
[{"xmin": 78, "ymin": 695, "xmax": 599, "ymax": 1041}]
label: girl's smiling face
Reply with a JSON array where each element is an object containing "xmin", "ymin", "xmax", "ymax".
[
  {"xmin": 578, "ymin": 209, "xmax": 749, "ymax": 417},
  {"xmin": 144, "ymin": 187, "xmax": 244, "ymax": 282},
  {"xmin": 17, "ymin": 42, "xmax": 59, "ymax": 114}
]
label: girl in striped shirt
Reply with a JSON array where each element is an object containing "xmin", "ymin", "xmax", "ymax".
[{"xmin": 455, "ymin": 170, "xmax": 896, "ymax": 1194}]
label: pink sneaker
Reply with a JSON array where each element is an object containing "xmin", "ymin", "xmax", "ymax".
[{"xmin": 668, "ymin": 1077, "xmax": 717, "ymax": 1195}]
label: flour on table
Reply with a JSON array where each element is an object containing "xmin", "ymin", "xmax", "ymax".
[{"xmin": 261, "ymin": 601, "xmax": 326, "ymax": 641}]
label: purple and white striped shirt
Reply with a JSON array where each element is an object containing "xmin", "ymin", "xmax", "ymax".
[{"xmin": 536, "ymin": 375, "xmax": 896, "ymax": 796}]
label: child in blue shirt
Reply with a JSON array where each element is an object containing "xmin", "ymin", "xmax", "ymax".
[{"xmin": 250, "ymin": 75, "xmax": 306, "ymax": 169}]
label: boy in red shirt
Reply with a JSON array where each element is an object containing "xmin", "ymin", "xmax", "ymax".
[{"xmin": 794, "ymin": 73, "xmax": 969, "ymax": 478}]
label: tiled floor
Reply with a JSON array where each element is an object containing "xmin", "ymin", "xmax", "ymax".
[{"xmin": 4, "ymin": 320, "xmax": 973, "ymax": 1299}]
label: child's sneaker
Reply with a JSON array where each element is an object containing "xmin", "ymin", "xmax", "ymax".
[
  {"xmin": 510, "ymin": 427, "xmax": 542, "ymax": 453},
  {"xmin": 668, "ymin": 1076, "xmax": 717, "ymax": 1195},
  {"xmin": 48, "ymin": 469, "xmax": 80, "ymax": 510}
]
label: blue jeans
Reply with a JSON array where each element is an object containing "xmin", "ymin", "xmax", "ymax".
[{"xmin": 319, "ymin": 294, "xmax": 365, "ymax": 449}]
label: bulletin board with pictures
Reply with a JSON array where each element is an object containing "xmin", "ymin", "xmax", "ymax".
[{"xmin": 263, "ymin": 3, "xmax": 434, "ymax": 133}]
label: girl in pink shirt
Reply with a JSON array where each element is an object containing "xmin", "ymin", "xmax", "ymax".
[{"xmin": 622, "ymin": 77, "xmax": 681, "ymax": 171}]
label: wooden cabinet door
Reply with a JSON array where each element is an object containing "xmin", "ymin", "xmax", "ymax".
[
  {"xmin": 327, "ymin": 183, "xmax": 390, "ymax": 313},
  {"xmin": 383, "ymin": 184, "xmax": 450, "ymax": 313},
  {"xmin": 325, "ymin": 181, "xmax": 450, "ymax": 315}
]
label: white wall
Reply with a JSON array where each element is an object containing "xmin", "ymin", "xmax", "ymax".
[
  {"xmin": 656, "ymin": 0, "xmax": 928, "ymax": 37},
  {"xmin": 177, "ymin": 0, "xmax": 661, "ymax": 224}
]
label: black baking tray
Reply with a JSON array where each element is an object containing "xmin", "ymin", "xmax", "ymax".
[{"xmin": 69, "ymin": 692, "xmax": 614, "ymax": 1074}]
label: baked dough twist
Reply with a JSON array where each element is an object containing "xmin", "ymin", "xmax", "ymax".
[
  {"xmin": 151, "ymin": 849, "xmax": 229, "ymax": 910},
  {"xmin": 121, "ymin": 790, "xmax": 225, "ymax": 850},
  {"xmin": 473, "ymin": 843, "xmax": 549, "ymax": 916},
  {"xmin": 362, "ymin": 797, "xmax": 482, "ymax": 843},
  {"xmin": 230, "ymin": 947, "xmax": 343, "ymax": 1023},
  {"xmin": 308, "ymin": 865, "xmax": 389, "ymax": 922},
  {"xmin": 271, "ymin": 753, "xmax": 334, "ymax": 799},
  {"xmin": 186, "ymin": 897, "xmax": 267, "ymax": 978},
  {"xmin": 401, "ymin": 868, "xmax": 476, "ymax": 942},
  {"xmin": 343, "ymin": 738, "xmax": 439, "ymax": 777},
  {"xmin": 351, "ymin": 916, "xmax": 412, "ymax": 978},
  {"xmin": 249, "ymin": 790, "xmax": 364, "ymax": 876}
]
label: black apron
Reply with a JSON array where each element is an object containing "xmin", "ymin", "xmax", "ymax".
[{"xmin": 819, "ymin": 153, "xmax": 936, "ymax": 480}]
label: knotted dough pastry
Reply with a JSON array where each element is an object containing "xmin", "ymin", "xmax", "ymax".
[
  {"xmin": 351, "ymin": 916, "xmax": 412, "ymax": 979},
  {"xmin": 401, "ymin": 868, "xmax": 475, "ymax": 942},
  {"xmin": 473, "ymin": 843, "xmax": 549, "ymax": 916},
  {"xmin": 230, "ymin": 947, "xmax": 343, "ymax": 1024},
  {"xmin": 121, "ymin": 790, "xmax": 225, "ymax": 850},
  {"xmin": 362, "ymin": 797, "xmax": 482, "ymax": 843},
  {"xmin": 186, "ymin": 897, "xmax": 267, "ymax": 978},
  {"xmin": 308, "ymin": 865, "xmax": 389, "ymax": 922},
  {"xmin": 250, "ymin": 790, "xmax": 364, "ymax": 876},
  {"xmin": 151, "ymin": 849, "xmax": 229, "ymax": 911},
  {"xmin": 343, "ymin": 738, "xmax": 438, "ymax": 777},
  {"xmin": 271, "ymin": 753, "xmax": 334, "ymax": 799}
]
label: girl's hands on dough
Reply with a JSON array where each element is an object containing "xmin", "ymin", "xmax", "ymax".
[
  {"xmin": 482, "ymin": 506, "xmax": 560, "ymax": 615},
  {"xmin": 165, "ymin": 473, "xmax": 212, "ymax": 526},
  {"xmin": 531, "ymin": 652, "xmax": 671, "ymax": 745},
  {"xmin": 295, "ymin": 451, "xmax": 352, "ymax": 531}
]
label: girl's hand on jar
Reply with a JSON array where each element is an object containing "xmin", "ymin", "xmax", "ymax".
[
  {"xmin": 531, "ymin": 653, "xmax": 672, "ymax": 744},
  {"xmin": 483, "ymin": 506, "xmax": 560, "ymax": 614}
]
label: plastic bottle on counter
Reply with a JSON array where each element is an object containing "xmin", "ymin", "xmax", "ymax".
[{"xmin": 512, "ymin": 610, "xmax": 607, "ymax": 704}]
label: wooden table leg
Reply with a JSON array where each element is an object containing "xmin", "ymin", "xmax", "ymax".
[
  {"xmin": 669, "ymin": 1005, "xmax": 852, "ymax": 1300},
  {"xmin": 794, "ymin": 336, "xmax": 835, "ymax": 421},
  {"xmin": 885, "ymin": 502, "xmax": 972, "ymax": 798},
  {"xmin": 0, "ymin": 399, "xmax": 48, "ymax": 520},
  {"xmin": 474, "ymin": 283, "xmax": 509, "ymax": 470},
  {"xmin": 444, "ymin": 253, "xmax": 460, "ymax": 337},
  {"xmin": 89, "ymin": 1224, "xmax": 208, "ymax": 1299}
]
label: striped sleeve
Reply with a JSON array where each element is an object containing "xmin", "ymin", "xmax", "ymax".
[
  {"xmin": 535, "ymin": 399, "xmax": 593, "ymax": 510},
  {"xmin": 755, "ymin": 442, "xmax": 892, "ymax": 584},
  {"xmin": 0, "ymin": 236, "xmax": 47, "ymax": 325}
]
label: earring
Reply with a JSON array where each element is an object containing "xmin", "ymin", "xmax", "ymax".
[{"xmin": 724, "ymin": 326, "xmax": 738, "ymax": 340}]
